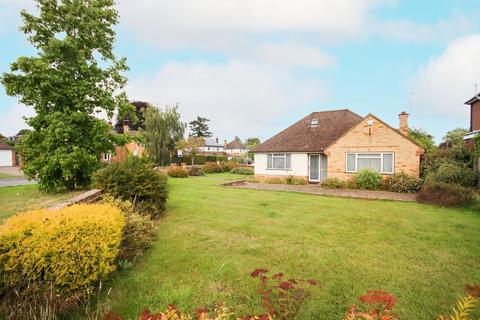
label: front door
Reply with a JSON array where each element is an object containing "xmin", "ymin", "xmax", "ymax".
[
  {"xmin": 309, "ymin": 154, "xmax": 327, "ymax": 183},
  {"xmin": 309, "ymin": 154, "xmax": 320, "ymax": 182}
]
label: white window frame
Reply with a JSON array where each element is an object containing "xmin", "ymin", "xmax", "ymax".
[
  {"xmin": 345, "ymin": 152, "xmax": 394, "ymax": 174},
  {"xmin": 267, "ymin": 153, "xmax": 292, "ymax": 170}
]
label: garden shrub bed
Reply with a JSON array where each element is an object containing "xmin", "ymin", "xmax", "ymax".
[
  {"xmin": 0, "ymin": 203, "xmax": 124, "ymax": 295},
  {"xmin": 93, "ymin": 157, "xmax": 169, "ymax": 218},
  {"xmin": 167, "ymin": 166, "xmax": 189, "ymax": 178}
]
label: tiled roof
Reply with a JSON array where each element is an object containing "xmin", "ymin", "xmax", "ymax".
[
  {"xmin": 0, "ymin": 141, "xmax": 14, "ymax": 150},
  {"xmin": 253, "ymin": 109, "xmax": 363, "ymax": 153},
  {"xmin": 226, "ymin": 140, "xmax": 247, "ymax": 149},
  {"xmin": 204, "ymin": 137, "xmax": 224, "ymax": 147}
]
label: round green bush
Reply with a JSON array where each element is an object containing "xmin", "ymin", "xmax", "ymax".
[
  {"xmin": 425, "ymin": 162, "xmax": 476, "ymax": 187},
  {"xmin": 167, "ymin": 166, "xmax": 189, "ymax": 178},
  {"xmin": 93, "ymin": 157, "xmax": 168, "ymax": 218},
  {"xmin": 353, "ymin": 169, "xmax": 382, "ymax": 190},
  {"xmin": 382, "ymin": 173, "xmax": 422, "ymax": 193},
  {"xmin": 188, "ymin": 165, "xmax": 205, "ymax": 176}
]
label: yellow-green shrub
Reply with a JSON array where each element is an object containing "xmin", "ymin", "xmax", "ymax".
[{"xmin": 0, "ymin": 204, "xmax": 124, "ymax": 294}]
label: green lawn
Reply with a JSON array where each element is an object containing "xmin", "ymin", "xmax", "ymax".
[
  {"xmin": 0, "ymin": 184, "xmax": 83, "ymax": 220},
  {"xmin": 105, "ymin": 173, "xmax": 480, "ymax": 319}
]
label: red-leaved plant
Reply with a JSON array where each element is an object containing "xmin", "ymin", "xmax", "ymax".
[
  {"xmin": 344, "ymin": 290, "xmax": 398, "ymax": 320},
  {"xmin": 239, "ymin": 268, "xmax": 317, "ymax": 320}
]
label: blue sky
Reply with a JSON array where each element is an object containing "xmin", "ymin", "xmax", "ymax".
[{"xmin": 1, "ymin": 0, "xmax": 480, "ymax": 143}]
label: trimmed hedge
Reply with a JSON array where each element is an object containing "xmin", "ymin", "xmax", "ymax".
[
  {"xmin": 93, "ymin": 157, "xmax": 168, "ymax": 218},
  {"xmin": 203, "ymin": 162, "xmax": 223, "ymax": 173},
  {"xmin": 172, "ymin": 155, "xmax": 228, "ymax": 165},
  {"xmin": 0, "ymin": 204, "xmax": 124, "ymax": 294},
  {"xmin": 167, "ymin": 166, "xmax": 189, "ymax": 178}
]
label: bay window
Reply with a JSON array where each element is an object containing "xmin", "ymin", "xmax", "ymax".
[
  {"xmin": 345, "ymin": 152, "xmax": 394, "ymax": 174},
  {"xmin": 267, "ymin": 153, "xmax": 291, "ymax": 170}
]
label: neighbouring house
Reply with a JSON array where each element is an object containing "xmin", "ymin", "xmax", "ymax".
[
  {"xmin": 225, "ymin": 139, "xmax": 249, "ymax": 157},
  {"xmin": 253, "ymin": 109, "xmax": 424, "ymax": 183},
  {"xmin": 0, "ymin": 140, "xmax": 15, "ymax": 167},
  {"xmin": 7, "ymin": 129, "xmax": 29, "ymax": 144},
  {"xmin": 463, "ymin": 92, "xmax": 480, "ymax": 176},
  {"xmin": 198, "ymin": 137, "xmax": 225, "ymax": 155},
  {"xmin": 102, "ymin": 121, "xmax": 144, "ymax": 163}
]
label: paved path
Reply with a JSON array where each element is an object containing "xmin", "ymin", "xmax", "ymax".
[
  {"xmin": 228, "ymin": 181, "xmax": 416, "ymax": 202},
  {"xmin": 0, "ymin": 166, "xmax": 24, "ymax": 177},
  {"xmin": 0, "ymin": 178, "xmax": 36, "ymax": 187}
]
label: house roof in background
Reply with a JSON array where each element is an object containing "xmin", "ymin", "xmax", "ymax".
[
  {"xmin": 0, "ymin": 141, "xmax": 13, "ymax": 150},
  {"xmin": 226, "ymin": 140, "xmax": 247, "ymax": 149},
  {"xmin": 253, "ymin": 109, "xmax": 363, "ymax": 153},
  {"xmin": 203, "ymin": 137, "xmax": 224, "ymax": 147},
  {"xmin": 465, "ymin": 94, "xmax": 480, "ymax": 105}
]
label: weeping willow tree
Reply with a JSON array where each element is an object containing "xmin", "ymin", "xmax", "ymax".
[{"xmin": 144, "ymin": 104, "xmax": 186, "ymax": 166}]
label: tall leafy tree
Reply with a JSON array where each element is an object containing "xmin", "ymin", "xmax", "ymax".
[
  {"xmin": 144, "ymin": 104, "xmax": 186, "ymax": 166},
  {"xmin": 441, "ymin": 128, "xmax": 469, "ymax": 148},
  {"xmin": 189, "ymin": 116, "xmax": 212, "ymax": 137},
  {"xmin": 1, "ymin": 0, "xmax": 132, "ymax": 191},
  {"xmin": 115, "ymin": 101, "xmax": 149, "ymax": 133},
  {"xmin": 408, "ymin": 128, "xmax": 436, "ymax": 153},
  {"xmin": 246, "ymin": 137, "xmax": 261, "ymax": 150},
  {"xmin": 176, "ymin": 136, "xmax": 205, "ymax": 165}
]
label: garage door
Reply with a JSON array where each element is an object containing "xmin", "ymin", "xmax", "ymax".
[{"xmin": 0, "ymin": 150, "xmax": 13, "ymax": 166}]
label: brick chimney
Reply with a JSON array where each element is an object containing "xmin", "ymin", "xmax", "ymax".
[
  {"xmin": 399, "ymin": 112, "xmax": 409, "ymax": 136},
  {"xmin": 122, "ymin": 120, "xmax": 129, "ymax": 134}
]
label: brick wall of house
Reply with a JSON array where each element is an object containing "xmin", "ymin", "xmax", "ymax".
[
  {"xmin": 110, "ymin": 141, "xmax": 145, "ymax": 163},
  {"xmin": 470, "ymin": 100, "xmax": 480, "ymax": 132},
  {"xmin": 324, "ymin": 115, "xmax": 424, "ymax": 179}
]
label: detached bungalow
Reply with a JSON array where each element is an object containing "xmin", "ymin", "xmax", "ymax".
[{"xmin": 253, "ymin": 109, "xmax": 424, "ymax": 183}]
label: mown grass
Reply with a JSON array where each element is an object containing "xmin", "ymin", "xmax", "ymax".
[
  {"xmin": 109, "ymin": 174, "xmax": 478, "ymax": 318},
  {"xmin": 0, "ymin": 184, "xmax": 82, "ymax": 220}
]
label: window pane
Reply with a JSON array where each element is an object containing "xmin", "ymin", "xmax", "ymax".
[
  {"xmin": 357, "ymin": 157, "xmax": 381, "ymax": 171},
  {"xmin": 357, "ymin": 153, "xmax": 381, "ymax": 157},
  {"xmin": 286, "ymin": 154, "xmax": 291, "ymax": 169},
  {"xmin": 310, "ymin": 155, "xmax": 320, "ymax": 180},
  {"xmin": 267, "ymin": 154, "xmax": 272, "ymax": 168},
  {"xmin": 382, "ymin": 153, "xmax": 393, "ymax": 173},
  {"xmin": 273, "ymin": 157, "xmax": 285, "ymax": 169},
  {"xmin": 346, "ymin": 154, "xmax": 356, "ymax": 171}
]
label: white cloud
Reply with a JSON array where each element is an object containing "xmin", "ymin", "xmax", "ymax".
[
  {"xmin": 127, "ymin": 59, "xmax": 326, "ymax": 140},
  {"xmin": 118, "ymin": 0, "xmax": 379, "ymax": 51},
  {"xmin": 248, "ymin": 42, "xmax": 336, "ymax": 69},
  {"xmin": 411, "ymin": 34, "xmax": 480, "ymax": 120},
  {"xmin": 377, "ymin": 13, "xmax": 479, "ymax": 43},
  {"xmin": 0, "ymin": 104, "xmax": 33, "ymax": 137}
]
